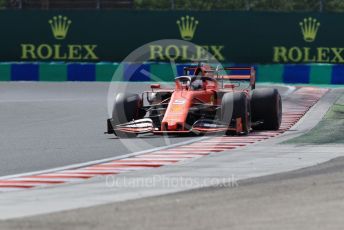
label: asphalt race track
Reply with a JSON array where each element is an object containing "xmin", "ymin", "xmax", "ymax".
[
  {"xmin": 0, "ymin": 82, "xmax": 290, "ymax": 177},
  {"xmin": 1, "ymin": 82, "xmax": 344, "ymax": 230},
  {"xmin": 0, "ymin": 82, "xmax": 193, "ymax": 177}
]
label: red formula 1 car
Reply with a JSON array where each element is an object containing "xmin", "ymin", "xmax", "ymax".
[{"xmin": 106, "ymin": 63, "xmax": 282, "ymax": 138}]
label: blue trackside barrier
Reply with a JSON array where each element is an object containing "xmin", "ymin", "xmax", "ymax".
[
  {"xmin": 0, "ymin": 62, "xmax": 343, "ymax": 84},
  {"xmin": 11, "ymin": 63, "xmax": 39, "ymax": 81},
  {"xmin": 283, "ymin": 64, "xmax": 310, "ymax": 84},
  {"xmin": 331, "ymin": 65, "xmax": 344, "ymax": 84},
  {"xmin": 123, "ymin": 63, "xmax": 151, "ymax": 81},
  {"xmin": 67, "ymin": 63, "xmax": 96, "ymax": 81}
]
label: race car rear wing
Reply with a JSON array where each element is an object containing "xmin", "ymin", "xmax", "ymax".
[
  {"xmin": 219, "ymin": 67, "xmax": 256, "ymax": 89},
  {"xmin": 183, "ymin": 65, "xmax": 256, "ymax": 89}
]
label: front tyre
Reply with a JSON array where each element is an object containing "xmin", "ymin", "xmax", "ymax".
[
  {"xmin": 221, "ymin": 92, "xmax": 251, "ymax": 136},
  {"xmin": 111, "ymin": 93, "xmax": 145, "ymax": 138}
]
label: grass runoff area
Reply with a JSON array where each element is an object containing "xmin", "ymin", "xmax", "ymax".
[{"xmin": 286, "ymin": 92, "xmax": 344, "ymax": 144}]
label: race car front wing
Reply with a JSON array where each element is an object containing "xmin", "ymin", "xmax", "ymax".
[{"xmin": 106, "ymin": 118, "xmax": 244, "ymax": 135}]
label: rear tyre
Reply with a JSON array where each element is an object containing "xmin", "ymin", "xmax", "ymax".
[
  {"xmin": 221, "ymin": 92, "xmax": 251, "ymax": 136},
  {"xmin": 251, "ymin": 88, "xmax": 282, "ymax": 130},
  {"xmin": 111, "ymin": 93, "xmax": 145, "ymax": 138}
]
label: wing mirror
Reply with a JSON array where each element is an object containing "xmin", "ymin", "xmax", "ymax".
[
  {"xmin": 150, "ymin": 84, "xmax": 161, "ymax": 90},
  {"xmin": 224, "ymin": 84, "xmax": 235, "ymax": 89}
]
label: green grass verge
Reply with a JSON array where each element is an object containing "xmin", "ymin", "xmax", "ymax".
[{"xmin": 285, "ymin": 93, "xmax": 344, "ymax": 144}]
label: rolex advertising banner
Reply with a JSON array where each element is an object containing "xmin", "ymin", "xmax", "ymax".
[{"xmin": 1, "ymin": 10, "xmax": 344, "ymax": 63}]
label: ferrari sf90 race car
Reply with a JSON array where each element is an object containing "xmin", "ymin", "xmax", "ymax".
[{"xmin": 106, "ymin": 63, "xmax": 282, "ymax": 138}]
